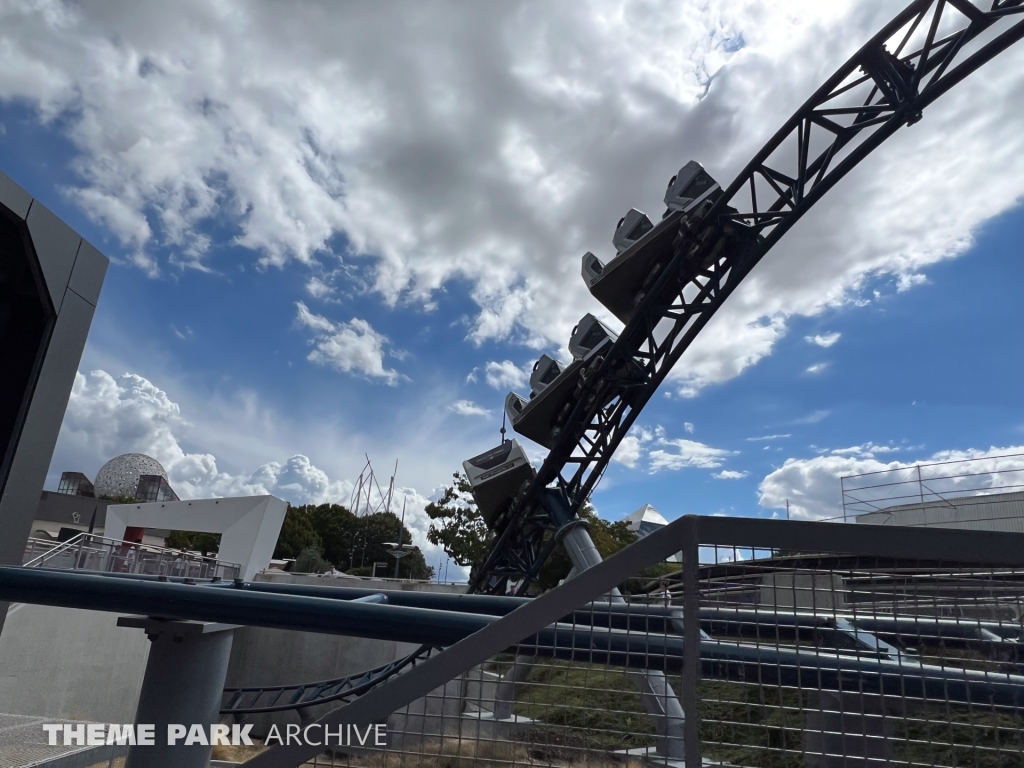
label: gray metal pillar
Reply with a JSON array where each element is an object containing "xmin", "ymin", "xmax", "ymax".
[
  {"xmin": 120, "ymin": 617, "xmax": 236, "ymax": 768},
  {"xmin": 559, "ymin": 522, "xmax": 687, "ymax": 762}
]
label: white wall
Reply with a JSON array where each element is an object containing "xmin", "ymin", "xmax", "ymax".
[{"xmin": 105, "ymin": 496, "xmax": 287, "ymax": 580}]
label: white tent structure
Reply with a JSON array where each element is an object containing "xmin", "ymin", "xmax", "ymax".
[{"xmin": 623, "ymin": 504, "xmax": 680, "ymax": 562}]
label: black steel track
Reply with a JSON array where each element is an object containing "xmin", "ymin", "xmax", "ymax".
[{"xmin": 472, "ymin": 0, "xmax": 1024, "ymax": 595}]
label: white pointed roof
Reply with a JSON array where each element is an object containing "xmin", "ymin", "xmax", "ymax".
[{"xmin": 624, "ymin": 504, "xmax": 668, "ymax": 532}]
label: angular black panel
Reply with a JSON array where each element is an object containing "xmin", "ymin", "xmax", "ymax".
[
  {"xmin": 68, "ymin": 239, "xmax": 108, "ymax": 306},
  {"xmin": 0, "ymin": 170, "xmax": 31, "ymax": 220},
  {"xmin": 25, "ymin": 199, "xmax": 82, "ymax": 312},
  {"xmin": 0, "ymin": 205, "xmax": 55, "ymax": 499}
]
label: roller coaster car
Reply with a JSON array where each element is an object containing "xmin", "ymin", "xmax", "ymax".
[
  {"xmin": 504, "ymin": 335, "xmax": 618, "ymax": 450},
  {"xmin": 612, "ymin": 209, "xmax": 655, "ymax": 254},
  {"xmin": 568, "ymin": 313, "xmax": 618, "ymax": 361},
  {"xmin": 581, "ymin": 160, "xmax": 724, "ymax": 325},
  {"xmin": 530, "ymin": 354, "xmax": 562, "ymax": 397},
  {"xmin": 462, "ymin": 439, "xmax": 535, "ymax": 529},
  {"xmin": 664, "ymin": 160, "xmax": 721, "ymax": 212}
]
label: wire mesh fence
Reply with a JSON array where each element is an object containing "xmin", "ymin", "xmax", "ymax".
[{"xmin": 230, "ymin": 517, "xmax": 1024, "ymax": 768}]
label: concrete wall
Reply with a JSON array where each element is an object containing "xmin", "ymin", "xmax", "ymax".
[
  {"xmin": 0, "ymin": 603, "xmax": 149, "ymax": 722},
  {"xmin": 0, "ymin": 574, "xmax": 467, "ymax": 728}
]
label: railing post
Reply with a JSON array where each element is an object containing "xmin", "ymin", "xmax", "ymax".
[{"xmin": 680, "ymin": 516, "xmax": 701, "ymax": 768}]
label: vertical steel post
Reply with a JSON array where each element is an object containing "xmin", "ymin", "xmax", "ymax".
[
  {"xmin": 681, "ymin": 516, "xmax": 701, "ymax": 768},
  {"xmin": 120, "ymin": 618, "xmax": 236, "ymax": 768}
]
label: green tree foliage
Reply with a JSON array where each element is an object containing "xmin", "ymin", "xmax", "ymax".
[
  {"xmin": 424, "ymin": 473, "xmax": 493, "ymax": 569},
  {"xmin": 535, "ymin": 505, "xmax": 637, "ymax": 592},
  {"xmin": 165, "ymin": 530, "xmax": 222, "ymax": 556},
  {"xmin": 425, "ymin": 471, "xmax": 639, "ymax": 592},
  {"xmin": 274, "ymin": 502, "xmax": 433, "ymax": 580},
  {"xmin": 309, "ymin": 503, "xmax": 358, "ymax": 565},
  {"xmin": 272, "ymin": 505, "xmax": 323, "ymax": 560},
  {"xmin": 294, "ymin": 546, "xmax": 332, "ymax": 574}
]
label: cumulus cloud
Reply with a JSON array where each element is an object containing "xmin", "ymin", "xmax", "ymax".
[
  {"xmin": 806, "ymin": 363, "xmax": 828, "ymax": 374},
  {"xmin": 648, "ymin": 438, "xmax": 737, "ymax": 472},
  {"xmin": 56, "ymin": 369, "xmax": 453, "ymax": 570},
  {"xmin": 713, "ymin": 469, "xmax": 748, "ymax": 480},
  {"xmin": 295, "ymin": 301, "xmax": 399, "ymax": 384},
  {"xmin": 305, "ymin": 277, "xmax": 332, "ymax": 299},
  {"xmin": 449, "ymin": 399, "xmax": 490, "ymax": 417},
  {"xmin": 747, "ymin": 434, "xmax": 790, "ymax": 442},
  {"xmin": 59, "ymin": 370, "xmax": 353, "ymax": 503},
  {"xmin": 759, "ymin": 444, "xmax": 1024, "ymax": 521},
  {"xmin": 613, "ymin": 436, "xmax": 643, "ymax": 469},
  {"xmin": 806, "ymin": 332, "xmax": 841, "ymax": 348},
  {"xmin": 3, "ymin": 1, "xmax": 1023, "ymax": 394},
  {"xmin": 484, "ymin": 360, "xmax": 531, "ymax": 390}
]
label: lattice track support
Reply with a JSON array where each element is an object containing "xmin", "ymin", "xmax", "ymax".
[{"xmin": 471, "ymin": 0, "xmax": 1024, "ymax": 595}]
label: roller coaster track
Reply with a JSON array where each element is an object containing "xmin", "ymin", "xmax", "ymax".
[
  {"xmin": 214, "ymin": 0, "xmax": 1024, "ymax": 715},
  {"xmin": 470, "ymin": 0, "xmax": 1024, "ymax": 595},
  {"xmin": 220, "ymin": 644, "xmax": 439, "ymax": 716}
]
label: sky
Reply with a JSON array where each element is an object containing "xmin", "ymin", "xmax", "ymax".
[{"xmin": 2, "ymin": 0, "xmax": 1022, "ymax": 577}]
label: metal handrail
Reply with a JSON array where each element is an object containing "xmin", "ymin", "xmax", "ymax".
[{"xmin": 22, "ymin": 532, "xmax": 242, "ymax": 579}]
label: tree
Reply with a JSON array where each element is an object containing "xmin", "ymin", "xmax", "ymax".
[
  {"xmin": 275, "ymin": 502, "xmax": 434, "ymax": 580},
  {"xmin": 272, "ymin": 505, "xmax": 322, "ymax": 560},
  {"xmin": 424, "ymin": 473, "xmax": 493, "ymax": 570},
  {"xmin": 166, "ymin": 530, "xmax": 222, "ymax": 556},
  {"xmin": 426, "ymin": 472, "xmax": 639, "ymax": 592},
  {"xmin": 535, "ymin": 505, "xmax": 637, "ymax": 592}
]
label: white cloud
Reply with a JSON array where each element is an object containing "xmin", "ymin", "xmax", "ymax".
[
  {"xmin": 55, "ymin": 369, "xmax": 456, "ymax": 572},
  {"xmin": 713, "ymin": 469, "xmax": 748, "ymax": 480},
  {"xmin": 3, "ymin": 1, "xmax": 1023, "ymax": 393},
  {"xmin": 305, "ymin": 277, "xmax": 332, "ymax": 299},
  {"xmin": 684, "ymin": 422, "xmax": 694, "ymax": 434},
  {"xmin": 484, "ymin": 360, "xmax": 531, "ymax": 390},
  {"xmin": 449, "ymin": 399, "xmax": 490, "ymax": 417},
  {"xmin": 613, "ymin": 436, "xmax": 643, "ymax": 468},
  {"xmin": 806, "ymin": 332, "xmax": 841, "ymax": 348},
  {"xmin": 648, "ymin": 438, "xmax": 736, "ymax": 472},
  {"xmin": 758, "ymin": 444, "xmax": 1024, "ymax": 521},
  {"xmin": 59, "ymin": 370, "xmax": 352, "ymax": 504},
  {"xmin": 794, "ymin": 410, "xmax": 829, "ymax": 425},
  {"xmin": 295, "ymin": 301, "xmax": 399, "ymax": 385},
  {"xmin": 747, "ymin": 434, "xmax": 790, "ymax": 442},
  {"xmin": 828, "ymin": 443, "xmax": 900, "ymax": 458},
  {"xmin": 806, "ymin": 362, "xmax": 828, "ymax": 374}
]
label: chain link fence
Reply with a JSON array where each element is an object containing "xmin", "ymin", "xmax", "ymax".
[{"xmin": 232, "ymin": 517, "xmax": 1024, "ymax": 768}]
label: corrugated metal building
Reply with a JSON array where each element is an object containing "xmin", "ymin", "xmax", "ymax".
[{"xmin": 856, "ymin": 490, "xmax": 1024, "ymax": 533}]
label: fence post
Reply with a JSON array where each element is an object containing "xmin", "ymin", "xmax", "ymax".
[{"xmin": 681, "ymin": 516, "xmax": 701, "ymax": 768}]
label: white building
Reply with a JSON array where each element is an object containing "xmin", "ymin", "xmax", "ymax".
[
  {"xmin": 855, "ymin": 490, "xmax": 1024, "ymax": 533},
  {"xmin": 623, "ymin": 504, "xmax": 681, "ymax": 562}
]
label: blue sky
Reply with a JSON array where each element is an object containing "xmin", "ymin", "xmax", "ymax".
[{"xmin": 2, "ymin": 0, "xmax": 1022, "ymax": 572}]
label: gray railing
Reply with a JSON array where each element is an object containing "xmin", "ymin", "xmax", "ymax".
[
  {"xmin": 23, "ymin": 533, "xmax": 241, "ymax": 580},
  {"xmin": 236, "ymin": 515, "xmax": 1024, "ymax": 768}
]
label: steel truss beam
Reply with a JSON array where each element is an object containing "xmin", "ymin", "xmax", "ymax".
[{"xmin": 472, "ymin": 0, "xmax": 1024, "ymax": 594}]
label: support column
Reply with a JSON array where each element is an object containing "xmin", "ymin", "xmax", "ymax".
[
  {"xmin": 119, "ymin": 617, "xmax": 236, "ymax": 768},
  {"xmin": 559, "ymin": 522, "xmax": 687, "ymax": 763}
]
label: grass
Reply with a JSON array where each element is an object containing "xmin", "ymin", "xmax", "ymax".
[{"xmin": 512, "ymin": 660, "xmax": 657, "ymax": 752}]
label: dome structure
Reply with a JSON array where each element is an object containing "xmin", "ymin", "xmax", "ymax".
[{"xmin": 94, "ymin": 453, "xmax": 169, "ymax": 500}]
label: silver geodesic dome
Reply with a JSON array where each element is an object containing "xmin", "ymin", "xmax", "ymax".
[{"xmin": 94, "ymin": 453, "xmax": 168, "ymax": 500}]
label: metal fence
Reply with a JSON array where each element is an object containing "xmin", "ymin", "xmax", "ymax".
[
  {"xmin": 22, "ymin": 533, "xmax": 241, "ymax": 580},
  {"xmin": 840, "ymin": 451, "xmax": 1024, "ymax": 524},
  {"xmin": 211, "ymin": 516, "xmax": 1024, "ymax": 768}
]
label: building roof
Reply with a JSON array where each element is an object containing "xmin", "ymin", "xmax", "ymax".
[{"xmin": 624, "ymin": 504, "xmax": 669, "ymax": 537}]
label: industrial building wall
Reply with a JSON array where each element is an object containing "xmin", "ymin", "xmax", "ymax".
[{"xmin": 856, "ymin": 490, "xmax": 1024, "ymax": 533}]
